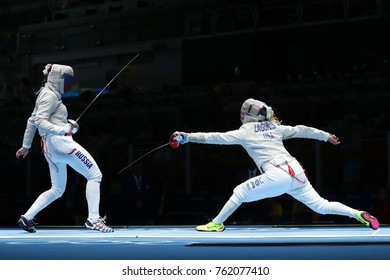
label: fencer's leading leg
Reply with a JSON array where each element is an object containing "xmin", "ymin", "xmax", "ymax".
[
  {"xmin": 213, "ymin": 166, "xmax": 294, "ymax": 224},
  {"xmin": 65, "ymin": 142, "xmax": 102, "ymax": 220},
  {"xmin": 65, "ymin": 141, "xmax": 113, "ymax": 232},
  {"xmin": 213, "ymin": 197, "xmax": 242, "ymax": 225},
  {"xmin": 195, "ymin": 192, "xmax": 242, "ymax": 232}
]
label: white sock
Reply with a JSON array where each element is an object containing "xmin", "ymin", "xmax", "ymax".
[
  {"xmin": 213, "ymin": 199, "xmax": 241, "ymax": 224},
  {"xmin": 24, "ymin": 189, "xmax": 61, "ymax": 220},
  {"xmin": 86, "ymin": 180, "xmax": 100, "ymax": 220},
  {"xmin": 327, "ymin": 201, "xmax": 360, "ymax": 220}
]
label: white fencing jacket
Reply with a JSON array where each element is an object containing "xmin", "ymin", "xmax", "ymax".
[
  {"xmin": 22, "ymin": 86, "xmax": 68, "ymax": 149},
  {"xmin": 188, "ymin": 122, "xmax": 330, "ymax": 169}
]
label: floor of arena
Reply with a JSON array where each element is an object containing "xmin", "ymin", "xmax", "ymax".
[{"xmin": 1, "ymin": 225, "xmax": 389, "ymax": 260}]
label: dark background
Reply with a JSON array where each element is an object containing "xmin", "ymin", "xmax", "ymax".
[{"xmin": 0, "ymin": 0, "xmax": 389, "ymax": 227}]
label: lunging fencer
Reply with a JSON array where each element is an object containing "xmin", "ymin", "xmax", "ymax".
[
  {"xmin": 172, "ymin": 98, "xmax": 380, "ymax": 231},
  {"xmin": 16, "ymin": 64, "xmax": 113, "ymax": 233}
]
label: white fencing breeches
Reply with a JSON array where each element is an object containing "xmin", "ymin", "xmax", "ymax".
[
  {"xmin": 213, "ymin": 158, "xmax": 359, "ymax": 224},
  {"xmin": 24, "ymin": 135, "xmax": 102, "ymax": 220}
]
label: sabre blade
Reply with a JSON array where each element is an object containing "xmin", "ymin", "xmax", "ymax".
[
  {"xmin": 117, "ymin": 142, "xmax": 170, "ymax": 175},
  {"xmin": 75, "ymin": 52, "xmax": 140, "ymax": 122}
]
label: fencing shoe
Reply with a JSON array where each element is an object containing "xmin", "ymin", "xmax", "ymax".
[
  {"xmin": 357, "ymin": 211, "xmax": 380, "ymax": 230},
  {"xmin": 196, "ymin": 221, "xmax": 225, "ymax": 232},
  {"xmin": 85, "ymin": 216, "xmax": 114, "ymax": 233},
  {"xmin": 17, "ymin": 215, "xmax": 37, "ymax": 233}
]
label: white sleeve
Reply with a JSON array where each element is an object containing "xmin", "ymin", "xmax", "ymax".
[
  {"xmin": 22, "ymin": 116, "xmax": 37, "ymax": 149},
  {"xmin": 188, "ymin": 128, "xmax": 245, "ymax": 145},
  {"xmin": 280, "ymin": 125, "xmax": 329, "ymax": 142}
]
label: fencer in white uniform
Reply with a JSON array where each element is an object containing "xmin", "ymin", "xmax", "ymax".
[
  {"xmin": 16, "ymin": 64, "xmax": 113, "ymax": 233},
  {"xmin": 172, "ymin": 98, "xmax": 379, "ymax": 231}
]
